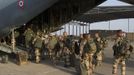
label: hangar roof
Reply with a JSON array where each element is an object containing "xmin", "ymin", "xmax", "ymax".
[
  {"xmin": 74, "ymin": 6, "xmax": 134, "ymax": 23},
  {"xmin": 119, "ymin": 0, "xmax": 134, "ymax": 5}
]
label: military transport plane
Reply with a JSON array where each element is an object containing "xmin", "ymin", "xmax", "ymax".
[
  {"xmin": 0, "ymin": 0, "xmax": 106, "ymax": 37},
  {"xmin": 0, "ymin": 0, "xmax": 106, "ymax": 62}
]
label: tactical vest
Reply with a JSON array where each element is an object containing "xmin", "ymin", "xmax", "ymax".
[
  {"xmin": 113, "ymin": 38, "xmax": 130, "ymax": 57},
  {"xmin": 48, "ymin": 37, "xmax": 57, "ymax": 50},
  {"xmin": 94, "ymin": 37, "xmax": 107, "ymax": 51},
  {"xmin": 64, "ymin": 37, "xmax": 73, "ymax": 49},
  {"xmin": 34, "ymin": 36, "xmax": 43, "ymax": 48},
  {"xmin": 24, "ymin": 30, "xmax": 34, "ymax": 41},
  {"xmin": 83, "ymin": 40, "xmax": 96, "ymax": 54}
]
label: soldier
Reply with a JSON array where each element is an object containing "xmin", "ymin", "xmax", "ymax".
[
  {"xmin": 47, "ymin": 33, "xmax": 58, "ymax": 63},
  {"xmin": 41, "ymin": 34, "xmax": 49, "ymax": 59},
  {"xmin": 24, "ymin": 27, "xmax": 34, "ymax": 49},
  {"xmin": 74, "ymin": 40, "xmax": 81, "ymax": 75},
  {"xmin": 94, "ymin": 32, "xmax": 107, "ymax": 66},
  {"xmin": 32, "ymin": 31, "xmax": 43, "ymax": 63},
  {"xmin": 80, "ymin": 53, "xmax": 89, "ymax": 75},
  {"xmin": 62, "ymin": 32, "xmax": 73, "ymax": 67},
  {"xmin": 53, "ymin": 35, "xmax": 64, "ymax": 64},
  {"xmin": 63, "ymin": 46, "xmax": 71, "ymax": 67},
  {"xmin": 80, "ymin": 34, "xmax": 96, "ymax": 75},
  {"xmin": 79, "ymin": 34, "xmax": 84, "ymax": 44},
  {"xmin": 112, "ymin": 30, "xmax": 133, "ymax": 75}
]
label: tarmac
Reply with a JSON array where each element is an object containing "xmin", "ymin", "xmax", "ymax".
[{"xmin": 0, "ymin": 41, "xmax": 133, "ymax": 75}]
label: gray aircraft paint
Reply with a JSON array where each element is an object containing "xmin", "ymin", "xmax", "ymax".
[{"xmin": 0, "ymin": 0, "xmax": 58, "ymax": 37}]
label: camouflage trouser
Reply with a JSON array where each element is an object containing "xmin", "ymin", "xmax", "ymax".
[
  {"xmin": 112, "ymin": 57, "xmax": 126, "ymax": 75},
  {"xmin": 53, "ymin": 49, "xmax": 63, "ymax": 64},
  {"xmin": 88, "ymin": 53, "xmax": 94, "ymax": 75},
  {"xmin": 96, "ymin": 50, "xmax": 103, "ymax": 66},
  {"xmin": 25, "ymin": 40, "xmax": 30, "ymax": 49},
  {"xmin": 47, "ymin": 48, "xmax": 54, "ymax": 59},
  {"xmin": 63, "ymin": 47, "xmax": 71, "ymax": 67},
  {"xmin": 64, "ymin": 54, "xmax": 71, "ymax": 67},
  {"xmin": 48, "ymin": 48, "xmax": 59, "ymax": 65},
  {"xmin": 35, "ymin": 48, "xmax": 41, "ymax": 63},
  {"xmin": 74, "ymin": 54, "xmax": 81, "ymax": 75}
]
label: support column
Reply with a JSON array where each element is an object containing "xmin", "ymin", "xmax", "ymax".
[
  {"xmin": 83, "ymin": 25, "xmax": 84, "ymax": 34},
  {"xmin": 64, "ymin": 24, "xmax": 66, "ymax": 32},
  {"xmin": 109, "ymin": 20, "xmax": 111, "ymax": 30},
  {"xmin": 68, "ymin": 23, "xmax": 71, "ymax": 35},
  {"xmin": 76, "ymin": 24, "xmax": 78, "ymax": 36},
  {"xmin": 72, "ymin": 23, "xmax": 75, "ymax": 35},
  {"xmin": 88, "ymin": 23, "xmax": 90, "ymax": 33},
  {"xmin": 11, "ymin": 29, "xmax": 16, "ymax": 52},
  {"xmin": 86, "ymin": 24, "xmax": 88, "ymax": 34},
  {"xmin": 128, "ymin": 19, "xmax": 130, "ymax": 33}
]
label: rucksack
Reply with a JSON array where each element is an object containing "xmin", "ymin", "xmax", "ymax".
[
  {"xmin": 48, "ymin": 37, "xmax": 57, "ymax": 49},
  {"xmin": 74, "ymin": 42, "xmax": 80, "ymax": 55},
  {"xmin": 65, "ymin": 37, "xmax": 73, "ymax": 49},
  {"xmin": 113, "ymin": 39, "xmax": 129, "ymax": 56},
  {"xmin": 83, "ymin": 40, "xmax": 96, "ymax": 54},
  {"xmin": 101, "ymin": 38, "xmax": 108, "ymax": 48}
]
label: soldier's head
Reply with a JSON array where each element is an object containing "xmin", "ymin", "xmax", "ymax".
[
  {"xmin": 44, "ymin": 35, "xmax": 48, "ymax": 38},
  {"xmin": 122, "ymin": 32, "xmax": 126, "ymax": 38},
  {"xmin": 63, "ymin": 31, "xmax": 68, "ymax": 37},
  {"xmin": 27, "ymin": 27, "xmax": 31, "ymax": 30},
  {"xmin": 116, "ymin": 30, "xmax": 124, "ymax": 37},
  {"xmin": 58, "ymin": 35, "xmax": 63, "ymax": 41},
  {"xmin": 95, "ymin": 32, "xmax": 100, "ymax": 38},
  {"xmin": 80, "ymin": 34, "xmax": 83, "ymax": 38},
  {"xmin": 37, "ymin": 31, "xmax": 41, "ymax": 37},
  {"xmin": 82, "ymin": 53, "xmax": 89, "ymax": 60},
  {"xmin": 83, "ymin": 34, "xmax": 90, "ymax": 40},
  {"xmin": 49, "ymin": 33, "xmax": 53, "ymax": 37},
  {"xmin": 87, "ymin": 34, "xmax": 91, "ymax": 39},
  {"xmin": 49, "ymin": 33, "xmax": 54, "ymax": 38}
]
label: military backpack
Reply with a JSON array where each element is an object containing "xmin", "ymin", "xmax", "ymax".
[{"xmin": 83, "ymin": 40, "xmax": 96, "ymax": 54}]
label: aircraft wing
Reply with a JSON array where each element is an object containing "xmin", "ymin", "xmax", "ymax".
[{"xmin": 74, "ymin": 6, "xmax": 134, "ymax": 23}]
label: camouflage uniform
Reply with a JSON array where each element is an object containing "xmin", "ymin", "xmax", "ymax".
[
  {"xmin": 80, "ymin": 58, "xmax": 90, "ymax": 75},
  {"xmin": 41, "ymin": 35, "xmax": 49, "ymax": 59},
  {"xmin": 53, "ymin": 36, "xmax": 64, "ymax": 64},
  {"xmin": 73, "ymin": 41, "xmax": 81, "ymax": 75},
  {"xmin": 47, "ymin": 35, "xmax": 57, "ymax": 63},
  {"xmin": 80, "ymin": 34, "xmax": 96, "ymax": 75},
  {"xmin": 62, "ymin": 32, "xmax": 73, "ymax": 67},
  {"xmin": 62, "ymin": 37, "xmax": 71, "ymax": 67},
  {"xmin": 24, "ymin": 28, "xmax": 34, "ymax": 49},
  {"xmin": 33, "ymin": 33, "xmax": 43, "ymax": 63},
  {"xmin": 112, "ymin": 35, "xmax": 133, "ymax": 75},
  {"xmin": 63, "ymin": 47, "xmax": 71, "ymax": 67},
  {"xmin": 94, "ymin": 37, "xmax": 106, "ymax": 66}
]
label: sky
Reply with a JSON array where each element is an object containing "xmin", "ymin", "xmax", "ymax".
[{"xmin": 56, "ymin": 0, "xmax": 134, "ymax": 35}]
